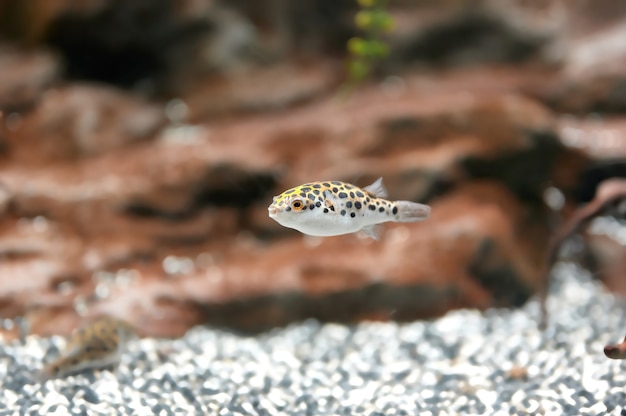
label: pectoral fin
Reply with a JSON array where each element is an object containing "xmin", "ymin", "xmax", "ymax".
[{"xmin": 360, "ymin": 225, "xmax": 379, "ymax": 240}]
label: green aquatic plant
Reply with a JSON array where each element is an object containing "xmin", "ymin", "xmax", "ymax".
[{"xmin": 345, "ymin": 0, "xmax": 394, "ymax": 86}]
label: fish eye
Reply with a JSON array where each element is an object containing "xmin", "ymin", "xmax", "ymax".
[{"xmin": 290, "ymin": 199, "xmax": 304, "ymax": 211}]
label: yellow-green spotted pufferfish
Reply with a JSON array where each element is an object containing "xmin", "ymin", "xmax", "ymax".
[
  {"xmin": 39, "ymin": 316, "xmax": 136, "ymax": 381},
  {"xmin": 268, "ymin": 177, "xmax": 431, "ymax": 239}
]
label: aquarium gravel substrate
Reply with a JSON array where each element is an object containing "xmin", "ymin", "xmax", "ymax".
[{"xmin": 0, "ymin": 262, "xmax": 625, "ymax": 416}]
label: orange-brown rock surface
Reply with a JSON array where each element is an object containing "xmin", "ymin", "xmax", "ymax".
[
  {"xmin": 1, "ymin": 0, "xmax": 625, "ymax": 340},
  {"xmin": 0, "ymin": 75, "xmax": 585, "ymax": 339}
]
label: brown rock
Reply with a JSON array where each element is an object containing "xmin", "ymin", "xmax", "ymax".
[
  {"xmin": 4, "ymin": 84, "xmax": 167, "ymax": 164},
  {"xmin": 25, "ymin": 0, "xmax": 346, "ymax": 97},
  {"xmin": 184, "ymin": 60, "xmax": 341, "ymax": 120},
  {"xmin": 221, "ymin": 0, "xmax": 358, "ymax": 55},
  {"xmin": 0, "ymin": 0, "xmax": 106, "ymax": 44},
  {"xmin": 559, "ymin": 116, "xmax": 626, "ymax": 160},
  {"xmin": 556, "ymin": 116, "xmax": 626, "ymax": 202},
  {"xmin": 584, "ymin": 232, "xmax": 626, "ymax": 298},
  {"xmin": 538, "ymin": 21, "xmax": 626, "ymax": 113},
  {"xmin": 0, "ymin": 45, "xmax": 60, "ymax": 112},
  {"xmin": 0, "ymin": 66, "xmax": 586, "ymax": 339},
  {"xmin": 2, "ymin": 74, "xmax": 576, "ymax": 234},
  {"xmin": 20, "ymin": 181, "xmax": 549, "ymax": 337},
  {"xmin": 386, "ymin": 0, "xmax": 566, "ymax": 69},
  {"xmin": 0, "ymin": 182, "xmax": 11, "ymax": 218}
]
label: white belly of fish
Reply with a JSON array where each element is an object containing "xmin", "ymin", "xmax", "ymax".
[{"xmin": 273, "ymin": 213, "xmax": 374, "ymax": 237}]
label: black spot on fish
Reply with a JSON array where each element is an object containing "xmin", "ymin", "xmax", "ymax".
[
  {"xmin": 338, "ymin": 192, "xmax": 348, "ymax": 198},
  {"xmin": 299, "ymin": 192, "xmax": 306, "ymax": 198},
  {"xmin": 346, "ymin": 201, "xmax": 353, "ymax": 209},
  {"xmin": 331, "ymin": 181, "xmax": 342, "ymax": 185},
  {"xmin": 350, "ymin": 191, "xmax": 355, "ymax": 198},
  {"xmin": 356, "ymin": 191, "xmax": 364, "ymax": 198},
  {"xmin": 355, "ymin": 202, "xmax": 362, "ymax": 209},
  {"xmin": 313, "ymin": 190, "xmax": 320, "ymax": 196},
  {"xmin": 332, "ymin": 187, "xmax": 338, "ymax": 193},
  {"xmin": 301, "ymin": 187, "xmax": 311, "ymax": 193},
  {"xmin": 324, "ymin": 208, "xmax": 329, "ymax": 213},
  {"xmin": 286, "ymin": 207, "xmax": 291, "ymax": 212},
  {"xmin": 323, "ymin": 182, "xmax": 331, "ymax": 187},
  {"xmin": 340, "ymin": 210, "xmax": 346, "ymax": 216},
  {"xmin": 309, "ymin": 204, "xmax": 315, "ymax": 210},
  {"xmin": 368, "ymin": 205, "xmax": 376, "ymax": 211},
  {"xmin": 313, "ymin": 184, "xmax": 322, "ymax": 189},
  {"xmin": 392, "ymin": 206, "xmax": 398, "ymax": 215},
  {"xmin": 350, "ymin": 212, "xmax": 356, "ymax": 218},
  {"xmin": 330, "ymin": 205, "xmax": 335, "ymax": 212},
  {"xmin": 379, "ymin": 207, "xmax": 385, "ymax": 213},
  {"xmin": 315, "ymin": 201, "xmax": 321, "ymax": 207}
]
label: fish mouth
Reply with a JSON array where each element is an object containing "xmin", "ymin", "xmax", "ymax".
[{"xmin": 268, "ymin": 205, "xmax": 278, "ymax": 217}]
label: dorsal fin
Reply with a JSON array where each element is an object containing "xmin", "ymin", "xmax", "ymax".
[{"xmin": 363, "ymin": 177, "xmax": 388, "ymax": 199}]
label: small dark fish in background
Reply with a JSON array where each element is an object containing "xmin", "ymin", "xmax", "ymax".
[{"xmin": 39, "ymin": 316, "xmax": 137, "ymax": 381}]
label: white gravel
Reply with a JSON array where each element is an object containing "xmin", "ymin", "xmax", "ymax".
[{"xmin": 0, "ymin": 262, "xmax": 625, "ymax": 415}]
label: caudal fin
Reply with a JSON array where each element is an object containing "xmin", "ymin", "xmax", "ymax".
[{"xmin": 394, "ymin": 201, "xmax": 431, "ymax": 223}]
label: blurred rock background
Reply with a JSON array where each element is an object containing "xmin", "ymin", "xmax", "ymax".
[{"xmin": 0, "ymin": 0, "xmax": 624, "ymax": 338}]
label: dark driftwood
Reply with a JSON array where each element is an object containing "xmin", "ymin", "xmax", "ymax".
[
  {"xmin": 604, "ymin": 335, "xmax": 626, "ymax": 360},
  {"xmin": 540, "ymin": 179, "xmax": 626, "ymax": 328}
]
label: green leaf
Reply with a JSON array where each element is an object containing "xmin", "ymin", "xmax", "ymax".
[
  {"xmin": 368, "ymin": 40, "xmax": 390, "ymax": 58},
  {"xmin": 355, "ymin": 11, "xmax": 373, "ymax": 30},
  {"xmin": 347, "ymin": 58, "xmax": 370, "ymax": 82},
  {"xmin": 347, "ymin": 37, "xmax": 368, "ymax": 56},
  {"xmin": 369, "ymin": 10, "xmax": 394, "ymax": 31},
  {"xmin": 356, "ymin": 0, "xmax": 375, "ymax": 8}
]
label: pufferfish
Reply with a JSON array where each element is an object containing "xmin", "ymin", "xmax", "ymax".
[
  {"xmin": 268, "ymin": 177, "xmax": 431, "ymax": 239},
  {"xmin": 38, "ymin": 316, "xmax": 136, "ymax": 381}
]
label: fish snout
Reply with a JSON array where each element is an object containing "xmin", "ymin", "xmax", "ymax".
[{"xmin": 268, "ymin": 205, "xmax": 279, "ymax": 217}]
